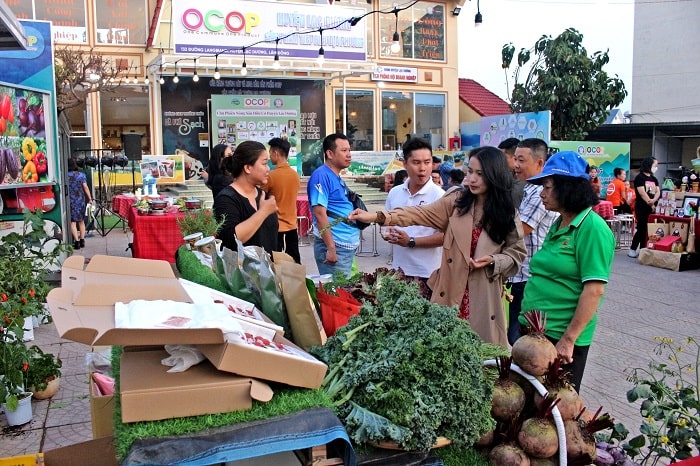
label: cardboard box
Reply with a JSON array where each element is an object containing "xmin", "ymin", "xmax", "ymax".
[
  {"xmin": 652, "ymin": 235, "xmax": 682, "ymax": 252},
  {"xmin": 120, "ymin": 349, "xmax": 273, "ymax": 423},
  {"xmin": 43, "ymin": 436, "xmax": 118, "ymax": 466},
  {"xmin": 47, "ymin": 255, "xmax": 327, "ymax": 389},
  {"xmin": 89, "ymin": 374, "xmax": 115, "ymax": 438}
]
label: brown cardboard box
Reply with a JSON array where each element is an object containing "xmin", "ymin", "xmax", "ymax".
[
  {"xmin": 89, "ymin": 375, "xmax": 115, "ymax": 438},
  {"xmin": 47, "ymin": 255, "xmax": 327, "ymax": 389},
  {"xmin": 119, "ymin": 349, "xmax": 273, "ymax": 423},
  {"xmin": 43, "ymin": 436, "xmax": 118, "ymax": 466}
]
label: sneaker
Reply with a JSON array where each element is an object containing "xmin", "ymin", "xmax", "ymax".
[
  {"xmin": 627, "ymin": 249, "xmax": 639, "ymax": 258},
  {"xmin": 73, "ymin": 241, "xmax": 81, "ymax": 250}
]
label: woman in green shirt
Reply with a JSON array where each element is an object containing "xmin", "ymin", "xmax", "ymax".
[{"xmin": 520, "ymin": 151, "xmax": 615, "ymax": 392}]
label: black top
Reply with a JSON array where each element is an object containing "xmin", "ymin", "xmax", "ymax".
[
  {"xmin": 633, "ymin": 172, "xmax": 659, "ymax": 214},
  {"xmin": 208, "ymin": 173, "xmax": 234, "ymax": 198},
  {"xmin": 214, "ymin": 185, "xmax": 278, "ymax": 254}
]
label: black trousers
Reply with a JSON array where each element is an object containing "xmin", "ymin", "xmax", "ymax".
[
  {"xmin": 545, "ymin": 335, "xmax": 590, "ymax": 393},
  {"xmin": 277, "ymin": 229, "xmax": 301, "ymax": 264}
]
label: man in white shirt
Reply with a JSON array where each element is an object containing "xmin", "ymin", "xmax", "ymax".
[{"xmin": 383, "ymin": 138, "xmax": 445, "ymax": 282}]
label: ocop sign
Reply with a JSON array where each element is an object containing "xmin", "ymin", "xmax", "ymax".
[
  {"xmin": 371, "ymin": 66, "xmax": 418, "ymax": 83},
  {"xmin": 181, "ymin": 8, "xmax": 260, "ymax": 34}
]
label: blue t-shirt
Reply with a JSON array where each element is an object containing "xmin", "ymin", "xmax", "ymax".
[{"xmin": 307, "ymin": 165, "xmax": 360, "ymax": 248}]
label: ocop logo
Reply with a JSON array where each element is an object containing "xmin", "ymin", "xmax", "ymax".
[
  {"xmin": 585, "ymin": 146, "xmax": 603, "ymax": 154},
  {"xmin": 245, "ymin": 98, "xmax": 270, "ymax": 107}
]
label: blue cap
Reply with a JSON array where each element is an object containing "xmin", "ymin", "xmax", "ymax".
[{"xmin": 527, "ymin": 151, "xmax": 590, "ymax": 184}]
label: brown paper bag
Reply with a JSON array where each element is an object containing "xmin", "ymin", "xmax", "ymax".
[
  {"xmin": 647, "ymin": 218, "xmax": 669, "ymax": 241},
  {"xmin": 638, "ymin": 248, "xmax": 681, "ymax": 272},
  {"xmin": 687, "ymin": 219, "xmax": 696, "ymax": 253},
  {"xmin": 273, "ymin": 252, "xmax": 327, "ymax": 351},
  {"xmin": 669, "ymin": 221, "xmax": 689, "ymax": 245}
]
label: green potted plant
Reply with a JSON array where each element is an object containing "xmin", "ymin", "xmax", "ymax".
[
  {"xmin": 176, "ymin": 208, "xmax": 225, "ymax": 238},
  {"xmin": 0, "ymin": 319, "xmax": 32, "ymax": 423},
  {"xmin": 26, "ymin": 345, "xmax": 62, "ymax": 399}
]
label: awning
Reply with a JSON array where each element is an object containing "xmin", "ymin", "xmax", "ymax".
[
  {"xmin": 0, "ymin": 0, "xmax": 28, "ymax": 51},
  {"xmin": 588, "ymin": 121, "xmax": 700, "ymax": 142}
]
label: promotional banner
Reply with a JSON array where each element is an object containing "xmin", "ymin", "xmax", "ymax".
[
  {"xmin": 550, "ymin": 141, "xmax": 631, "ymax": 197},
  {"xmin": 90, "ymin": 156, "xmax": 186, "ymax": 189},
  {"xmin": 346, "ymin": 151, "xmax": 395, "ymax": 176},
  {"xmin": 210, "ymin": 94, "xmax": 301, "ymax": 171},
  {"xmin": 0, "ymin": 20, "xmax": 61, "ymax": 223},
  {"xmin": 172, "ymin": 0, "xmax": 367, "ymax": 62},
  {"xmin": 480, "ymin": 111, "xmax": 551, "ymax": 147}
]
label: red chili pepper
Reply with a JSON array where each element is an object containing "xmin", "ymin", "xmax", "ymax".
[
  {"xmin": 1, "ymin": 293, "xmax": 7, "ymax": 301},
  {"xmin": 29, "ymin": 289, "xmax": 36, "ymax": 298},
  {"xmin": 22, "ymin": 362, "xmax": 29, "ymax": 371},
  {"xmin": 20, "ymin": 297, "xmax": 27, "ymax": 304}
]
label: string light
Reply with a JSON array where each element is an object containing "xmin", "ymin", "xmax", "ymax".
[
  {"xmin": 273, "ymin": 38, "xmax": 280, "ymax": 69},
  {"xmin": 214, "ymin": 53, "xmax": 220, "ymax": 80},
  {"xmin": 172, "ymin": 60, "xmax": 180, "ymax": 83},
  {"xmin": 390, "ymin": 7, "xmax": 401, "ymax": 54},
  {"xmin": 192, "ymin": 58, "xmax": 199, "ymax": 82},
  {"xmin": 317, "ymin": 28, "xmax": 325, "ymax": 66},
  {"xmin": 241, "ymin": 47, "xmax": 248, "ymax": 76}
]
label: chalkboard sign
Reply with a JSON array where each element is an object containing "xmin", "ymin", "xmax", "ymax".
[{"xmin": 95, "ymin": 0, "xmax": 147, "ymax": 45}]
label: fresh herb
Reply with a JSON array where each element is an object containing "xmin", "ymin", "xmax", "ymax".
[{"xmin": 310, "ymin": 272, "xmax": 495, "ymax": 451}]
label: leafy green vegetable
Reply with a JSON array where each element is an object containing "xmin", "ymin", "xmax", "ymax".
[{"xmin": 311, "ymin": 273, "xmax": 495, "ymax": 451}]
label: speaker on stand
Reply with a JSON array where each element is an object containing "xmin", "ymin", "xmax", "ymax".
[{"xmin": 122, "ymin": 132, "xmax": 143, "ymax": 193}]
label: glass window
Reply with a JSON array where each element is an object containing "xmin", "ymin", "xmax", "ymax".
[
  {"xmin": 5, "ymin": 0, "xmax": 33, "ymax": 19},
  {"xmin": 95, "ymin": 0, "xmax": 147, "ymax": 45},
  {"xmin": 335, "ymin": 90, "xmax": 374, "ymax": 151},
  {"xmin": 7, "ymin": 0, "xmax": 88, "ymax": 43},
  {"xmin": 381, "ymin": 91, "xmax": 446, "ymax": 149},
  {"xmin": 378, "ymin": 1, "xmax": 445, "ymax": 61}
]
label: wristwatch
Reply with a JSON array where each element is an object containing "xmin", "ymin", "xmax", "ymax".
[{"xmin": 408, "ymin": 237, "xmax": 416, "ymax": 248}]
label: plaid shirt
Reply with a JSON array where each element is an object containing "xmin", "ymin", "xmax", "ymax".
[{"xmin": 512, "ymin": 183, "xmax": 559, "ymax": 283}]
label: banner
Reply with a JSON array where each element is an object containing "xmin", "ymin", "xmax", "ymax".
[
  {"xmin": 172, "ymin": 0, "xmax": 367, "ymax": 61},
  {"xmin": 480, "ymin": 111, "xmax": 551, "ymax": 147},
  {"xmin": 90, "ymin": 155, "xmax": 186, "ymax": 188},
  {"xmin": 211, "ymin": 94, "xmax": 301, "ymax": 172},
  {"xmin": 345, "ymin": 151, "xmax": 395, "ymax": 176},
  {"xmin": 550, "ymin": 141, "xmax": 630, "ymax": 197}
]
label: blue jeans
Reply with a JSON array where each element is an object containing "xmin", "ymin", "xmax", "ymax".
[{"xmin": 314, "ymin": 238, "xmax": 356, "ymax": 278}]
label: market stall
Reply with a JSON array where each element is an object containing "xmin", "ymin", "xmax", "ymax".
[{"xmin": 128, "ymin": 205, "xmax": 184, "ymax": 262}]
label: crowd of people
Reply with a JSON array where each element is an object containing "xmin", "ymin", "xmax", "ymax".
[{"xmin": 203, "ymin": 133, "xmax": 623, "ymax": 392}]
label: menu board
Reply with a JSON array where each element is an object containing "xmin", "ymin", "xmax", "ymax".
[
  {"xmin": 210, "ymin": 95, "xmax": 301, "ymax": 172},
  {"xmin": 413, "ymin": 4, "xmax": 445, "ymax": 61},
  {"xmin": 95, "ymin": 0, "xmax": 147, "ymax": 45}
]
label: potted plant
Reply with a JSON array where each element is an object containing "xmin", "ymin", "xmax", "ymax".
[
  {"xmin": 0, "ymin": 319, "xmax": 33, "ymax": 424},
  {"xmin": 26, "ymin": 345, "xmax": 62, "ymax": 399},
  {"xmin": 176, "ymin": 208, "xmax": 225, "ymax": 238}
]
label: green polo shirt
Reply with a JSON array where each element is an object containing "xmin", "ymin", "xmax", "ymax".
[{"xmin": 520, "ymin": 207, "xmax": 615, "ymax": 346}]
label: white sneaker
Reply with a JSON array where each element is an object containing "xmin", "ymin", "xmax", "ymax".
[{"xmin": 627, "ymin": 249, "xmax": 639, "ymax": 258}]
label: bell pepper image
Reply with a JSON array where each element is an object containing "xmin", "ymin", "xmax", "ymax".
[
  {"xmin": 23, "ymin": 160, "xmax": 38, "ymax": 183},
  {"xmin": 34, "ymin": 151, "xmax": 48, "ymax": 176},
  {"xmin": 21, "ymin": 137, "xmax": 37, "ymax": 161}
]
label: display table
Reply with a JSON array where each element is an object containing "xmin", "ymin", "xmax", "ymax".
[
  {"xmin": 592, "ymin": 200, "xmax": 614, "ymax": 219},
  {"xmin": 129, "ymin": 206, "xmax": 184, "ymax": 263},
  {"xmin": 648, "ymin": 214, "xmax": 699, "ymax": 252},
  {"xmin": 111, "ymin": 194, "xmax": 135, "ymax": 220},
  {"xmin": 297, "ymin": 195, "xmax": 312, "ymax": 241}
]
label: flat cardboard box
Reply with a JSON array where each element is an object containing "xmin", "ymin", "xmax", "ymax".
[
  {"xmin": 48, "ymin": 255, "xmax": 327, "ymax": 389},
  {"xmin": 43, "ymin": 436, "xmax": 118, "ymax": 466},
  {"xmin": 89, "ymin": 375, "xmax": 115, "ymax": 438},
  {"xmin": 120, "ymin": 349, "xmax": 273, "ymax": 423}
]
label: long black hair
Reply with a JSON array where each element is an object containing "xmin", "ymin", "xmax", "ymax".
[
  {"xmin": 455, "ymin": 146, "xmax": 516, "ymax": 244},
  {"xmin": 639, "ymin": 156, "xmax": 656, "ymax": 174},
  {"xmin": 207, "ymin": 144, "xmax": 229, "ymax": 182},
  {"xmin": 550, "ymin": 175, "xmax": 600, "ymax": 213},
  {"xmin": 221, "ymin": 141, "xmax": 266, "ymax": 178}
]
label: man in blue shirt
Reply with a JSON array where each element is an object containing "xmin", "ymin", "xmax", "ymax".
[{"xmin": 307, "ymin": 133, "xmax": 360, "ymax": 277}]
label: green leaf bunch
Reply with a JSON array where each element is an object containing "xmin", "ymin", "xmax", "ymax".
[{"xmin": 311, "ymin": 273, "xmax": 495, "ymax": 451}]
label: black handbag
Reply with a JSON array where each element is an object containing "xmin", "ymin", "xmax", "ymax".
[{"xmin": 327, "ymin": 188, "xmax": 371, "ymax": 230}]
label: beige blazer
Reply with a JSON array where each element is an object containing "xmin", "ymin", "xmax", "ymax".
[{"xmin": 383, "ymin": 189, "xmax": 526, "ymax": 347}]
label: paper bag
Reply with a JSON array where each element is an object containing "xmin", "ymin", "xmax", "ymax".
[
  {"xmin": 638, "ymin": 248, "xmax": 681, "ymax": 272},
  {"xmin": 669, "ymin": 221, "xmax": 689, "ymax": 245},
  {"xmin": 273, "ymin": 251, "xmax": 327, "ymax": 351},
  {"xmin": 687, "ymin": 219, "xmax": 696, "ymax": 254},
  {"xmin": 647, "ymin": 218, "xmax": 669, "ymax": 241}
]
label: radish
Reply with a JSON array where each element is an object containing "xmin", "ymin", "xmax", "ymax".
[
  {"xmin": 491, "ymin": 356, "xmax": 526, "ymax": 422},
  {"xmin": 511, "ymin": 310, "xmax": 557, "ymax": 376},
  {"xmin": 565, "ymin": 407, "xmax": 614, "ymax": 465},
  {"xmin": 518, "ymin": 393, "xmax": 560, "ymax": 459},
  {"xmin": 488, "ymin": 443, "xmax": 531, "ymax": 466},
  {"xmin": 534, "ymin": 359, "xmax": 583, "ymax": 420}
]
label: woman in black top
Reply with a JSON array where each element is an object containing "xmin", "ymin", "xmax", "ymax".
[
  {"xmin": 205, "ymin": 144, "xmax": 233, "ymax": 198},
  {"xmin": 629, "ymin": 156, "xmax": 660, "ymax": 257},
  {"xmin": 214, "ymin": 141, "xmax": 278, "ymax": 254}
]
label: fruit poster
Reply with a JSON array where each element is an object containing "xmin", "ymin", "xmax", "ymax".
[{"xmin": 0, "ymin": 81, "xmax": 50, "ymax": 186}]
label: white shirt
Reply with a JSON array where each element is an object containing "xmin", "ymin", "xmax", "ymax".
[{"xmin": 385, "ymin": 179, "xmax": 445, "ymax": 278}]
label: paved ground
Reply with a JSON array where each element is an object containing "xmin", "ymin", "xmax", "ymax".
[{"xmin": 1, "ymin": 213, "xmax": 699, "ymax": 460}]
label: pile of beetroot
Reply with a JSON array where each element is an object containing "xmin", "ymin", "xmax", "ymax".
[{"xmin": 479, "ymin": 311, "xmax": 640, "ymax": 466}]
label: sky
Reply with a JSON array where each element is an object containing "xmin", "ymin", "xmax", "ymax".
[{"xmin": 456, "ymin": 0, "xmax": 635, "ymax": 113}]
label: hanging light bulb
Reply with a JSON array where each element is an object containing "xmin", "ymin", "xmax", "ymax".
[
  {"xmin": 172, "ymin": 73, "xmax": 179, "ymax": 83},
  {"xmin": 390, "ymin": 8, "xmax": 401, "ymax": 54},
  {"xmin": 159, "ymin": 75, "xmax": 165, "ymax": 85},
  {"xmin": 240, "ymin": 48, "xmax": 248, "ymax": 76},
  {"xmin": 317, "ymin": 28, "xmax": 325, "ymax": 66},
  {"xmin": 214, "ymin": 53, "xmax": 221, "ymax": 80},
  {"xmin": 192, "ymin": 58, "xmax": 199, "ymax": 82},
  {"xmin": 144, "ymin": 76, "xmax": 150, "ymax": 85},
  {"xmin": 273, "ymin": 39, "xmax": 280, "ymax": 69}
]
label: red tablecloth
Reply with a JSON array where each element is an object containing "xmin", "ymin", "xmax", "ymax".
[
  {"xmin": 297, "ymin": 195, "xmax": 312, "ymax": 235},
  {"xmin": 648, "ymin": 214, "xmax": 699, "ymax": 252},
  {"xmin": 111, "ymin": 194, "xmax": 135, "ymax": 219},
  {"xmin": 592, "ymin": 200, "xmax": 614, "ymax": 220},
  {"xmin": 129, "ymin": 206, "xmax": 184, "ymax": 263}
]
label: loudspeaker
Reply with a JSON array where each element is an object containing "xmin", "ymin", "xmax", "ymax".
[
  {"xmin": 70, "ymin": 136, "xmax": 92, "ymax": 155},
  {"xmin": 122, "ymin": 133, "xmax": 143, "ymax": 160}
]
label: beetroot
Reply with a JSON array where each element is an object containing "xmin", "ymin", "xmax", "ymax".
[
  {"xmin": 529, "ymin": 458, "xmax": 557, "ymax": 466},
  {"xmin": 565, "ymin": 407, "xmax": 614, "ymax": 465},
  {"xmin": 488, "ymin": 443, "xmax": 531, "ymax": 466},
  {"xmin": 518, "ymin": 393, "xmax": 560, "ymax": 459},
  {"xmin": 535, "ymin": 359, "xmax": 583, "ymax": 420},
  {"xmin": 491, "ymin": 356, "xmax": 526, "ymax": 422},
  {"xmin": 511, "ymin": 311, "xmax": 557, "ymax": 376}
]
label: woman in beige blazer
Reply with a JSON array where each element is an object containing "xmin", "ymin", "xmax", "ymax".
[{"xmin": 351, "ymin": 146, "xmax": 525, "ymax": 347}]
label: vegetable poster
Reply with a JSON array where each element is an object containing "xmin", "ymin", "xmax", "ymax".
[
  {"xmin": 210, "ymin": 95, "xmax": 301, "ymax": 173},
  {"xmin": 480, "ymin": 111, "xmax": 552, "ymax": 147}
]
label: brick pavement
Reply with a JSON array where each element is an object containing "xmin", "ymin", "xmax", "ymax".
[{"xmin": 1, "ymin": 218, "xmax": 698, "ymax": 459}]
